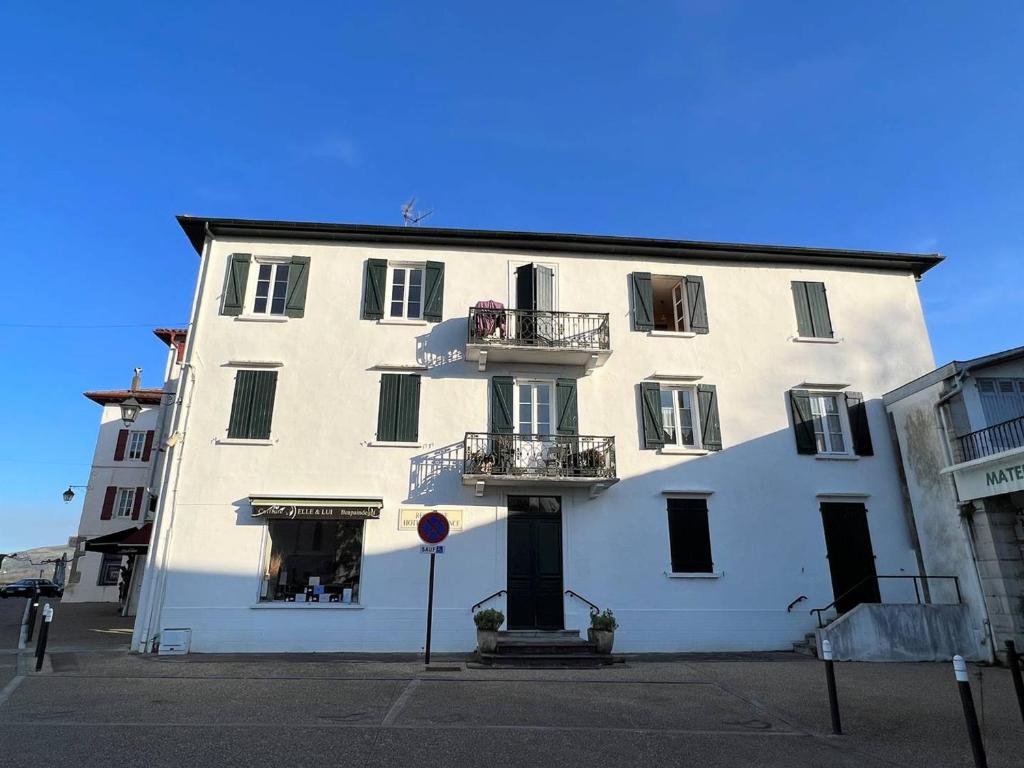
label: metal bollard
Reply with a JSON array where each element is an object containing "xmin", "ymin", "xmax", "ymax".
[
  {"xmin": 1006, "ymin": 640, "xmax": 1024, "ymax": 726},
  {"xmin": 34, "ymin": 604, "xmax": 54, "ymax": 672},
  {"xmin": 25, "ymin": 594, "xmax": 40, "ymax": 643},
  {"xmin": 821, "ymin": 639, "xmax": 842, "ymax": 735},
  {"xmin": 953, "ymin": 655, "xmax": 987, "ymax": 768}
]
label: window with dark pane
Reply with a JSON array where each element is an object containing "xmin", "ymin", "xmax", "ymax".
[
  {"xmin": 253, "ymin": 263, "xmax": 291, "ymax": 316},
  {"xmin": 387, "ymin": 265, "xmax": 425, "ymax": 319},
  {"xmin": 667, "ymin": 497, "xmax": 713, "ymax": 573},
  {"xmin": 261, "ymin": 519, "xmax": 363, "ymax": 603}
]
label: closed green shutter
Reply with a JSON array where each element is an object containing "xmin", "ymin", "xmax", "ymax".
[
  {"xmin": 228, "ymin": 370, "xmax": 278, "ymax": 439},
  {"xmin": 423, "ymin": 261, "xmax": 445, "ymax": 322},
  {"xmin": 789, "ymin": 389, "xmax": 818, "ymax": 455},
  {"xmin": 285, "ymin": 256, "xmax": 311, "ymax": 318},
  {"xmin": 377, "ymin": 374, "xmax": 401, "ymax": 441},
  {"xmin": 640, "ymin": 381, "xmax": 664, "ymax": 449},
  {"xmin": 631, "ymin": 272, "xmax": 654, "ymax": 331},
  {"xmin": 222, "ymin": 254, "xmax": 251, "ymax": 316},
  {"xmin": 491, "ymin": 376, "xmax": 514, "ymax": 434},
  {"xmin": 362, "ymin": 259, "xmax": 387, "ymax": 320},
  {"xmin": 791, "ymin": 282, "xmax": 814, "ymax": 337},
  {"xmin": 697, "ymin": 384, "xmax": 722, "ymax": 451},
  {"xmin": 845, "ymin": 391, "xmax": 874, "ymax": 456},
  {"xmin": 397, "ymin": 374, "xmax": 421, "ymax": 442},
  {"xmin": 685, "ymin": 276, "xmax": 709, "ymax": 334},
  {"xmin": 556, "ymin": 378, "xmax": 578, "ymax": 436},
  {"xmin": 806, "ymin": 282, "xmax": 833, "ymax": 338}
]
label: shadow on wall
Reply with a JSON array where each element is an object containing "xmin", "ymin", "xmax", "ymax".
[
  {"xmin": 416, "ymin": 319, "xmax": 467, "ymax": 373},
  {"xmin": 408, "ymin": 442, "xmax": 465, "ymax": 502}
]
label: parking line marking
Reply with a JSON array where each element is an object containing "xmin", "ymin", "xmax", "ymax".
[
  {"xmin": 0, "ymin": 676, "xmax": 24, "ymax": 709},
  {"xmin": 382, "ymin": 678, "xmax": 421, "ymax": 725}
]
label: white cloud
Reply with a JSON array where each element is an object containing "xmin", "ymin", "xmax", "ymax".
[{"xmin": 307, "ymin": 135, "xmax": 360, "ymax": 166}]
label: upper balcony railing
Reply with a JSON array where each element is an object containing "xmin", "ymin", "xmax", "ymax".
[
  {"xmin": 463, "ymin": 432, "xmax": 617, "ymax": 483},
  {"xmin": 956, "ymin": 415, "xmax": 1024, "ymax": 463},
  {"xmin": 468, "ymin": 307, "xmax": 610, "ymax": 350}
]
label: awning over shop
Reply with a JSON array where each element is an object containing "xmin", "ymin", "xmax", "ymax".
[
  {"xmin": 249, "ymin": 495, "xmax": 383, "ymax": 520},
  {"xmin": 83, "ymin": 523, "xmax": 152, "ymax": 554}
]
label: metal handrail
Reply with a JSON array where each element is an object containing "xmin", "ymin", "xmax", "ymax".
[
  {"xmin": 565, "ymin": 590, "xmax": 600, "ymax": 615},
  {"xmin": 463, "ymin": 432, "xmax": 617, "ymax": 480},
  {"xmin": 787, "ymin": 595, "xmax": 808, "ymax": 613},
  {"xmin": 468, "ymin": 307, "xmax": 610, "ymax": 350},
  {"xmin": 956, "ymin": 414, "xmax": 1024, "ymax": 462},
  {"xmin": 472, "ymin": 590, "xmax": 506, "ymax": 612},
  {"xmin": 810, "ymin": 574, "xmax": 961, "ymax": 628}
]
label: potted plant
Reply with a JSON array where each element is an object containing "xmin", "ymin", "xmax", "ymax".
[
  {"xmin": 588, "ymin": 609, "xmax": 618, "ymax": 654},
  {"xmin": 474, "ymin": 608, "xmax": 504, "ymax": 653}
]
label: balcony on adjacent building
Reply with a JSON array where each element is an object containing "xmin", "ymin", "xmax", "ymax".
[
  {"xmin": 955, "ymin": 415, "xmax": 1024, "ymax": 463},
  {"xmin": 466, "ymin": 307, "xmax": 612, "ymax": 371},
  {"xmin": 462, "ymin": 432, "xmax": 618, "ymax": 496}
]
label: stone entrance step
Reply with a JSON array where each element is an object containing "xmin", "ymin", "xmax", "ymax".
[{"xmin": 473, "ymin": 629, "xmax": 623, "ymax": 668}]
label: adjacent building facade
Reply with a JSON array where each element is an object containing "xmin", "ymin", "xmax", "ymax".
[
  {"xmin": 131, "ymin": 216, "xmax": 944, "ymax": 654},
  {"xmin": 885, "ymin": 347, "xmax": 1024, "ymax": 661}
]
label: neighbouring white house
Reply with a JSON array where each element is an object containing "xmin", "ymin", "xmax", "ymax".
[
  {"xmin": 884, "ymin": 346, "xmax": 1024, "ymax": 662},
  {"xmin": 129, "ymin": 215, "xmax": 951, "ymax": 655},
  {"xmin": 63, "ymin": 329, "xmax": 186, "ymax": 615}
]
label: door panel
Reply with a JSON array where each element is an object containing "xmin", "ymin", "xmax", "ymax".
[
  {"xmin": 820, "ymin": 502, "xmax": 880, "ymax": 613},
  {"xmin": 506, "ymin": 496, "xmax": 564, "ymax": 630}
]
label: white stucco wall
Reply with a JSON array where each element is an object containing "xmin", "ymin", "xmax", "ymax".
[{"xmin": 136, "ymin": 235, "xmax": 939, "ymax": 653}]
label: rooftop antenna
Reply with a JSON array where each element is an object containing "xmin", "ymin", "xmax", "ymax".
[{"xmin": 401, "ymin": 197, "xmax": 433, "ymax": 227}]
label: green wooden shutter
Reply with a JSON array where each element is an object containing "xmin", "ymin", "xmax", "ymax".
[
  {"xmin": 423, "ymin": 261, "xmax": 445, "ymax": 322},
  {"xmin": 285, "ymin": 256, "xmax": 311, "ymax": 318},
  {"xmin": 791, "ymin": 282, "xmax": 813, "ymax": 337},
  {"xmin": 362, "ymin": 258, "xmax": 387, "ymax": 320},
  {"xmin": 697, "ymin": 384, "xmax": 722, "ymax": 451},
  {"xmin": 556, "ymin": 378, "xmax": 578, "ymax": 436},
  {"xmin": 685, "ymin": 276, "xmax": 709, "ymax": 334},
  {"xmin": 491, "ymin": 376, "xmax": 514, "ymax": 434},
  {"xmin": 228, "ymin": 370, "xmax": 256, "ymax": 438},
  {"xmin": 640, "ymin": 381, "xmax": 664, "ymax": 449},
  {"xmin": 396, "ymin": 374, "xmax": 421, "ymax": 442},
  {"xmin": 222, "ymin": 254, "xmax": 251, "ymax": 316},
  {"xmin": 789, "ymin": 389, "xmax": 818, "ymax": 454},
  {"xmin": 632, "ymin": 272, "xmax": 654, "ymax": 331},
  {"xmin": 228, "ymin": 370, "xmax": 277, "ymax": 439},
  {"xmin": 806, "ymin": 282, "xmax": 833, "ymax": 338},
  {"xmin": 845, "ymin": 391, "xmax": 874, "ymax": 456},
  {"xmin": 377, "ymin": 374, "xmax": 401, "ymax": 441}
]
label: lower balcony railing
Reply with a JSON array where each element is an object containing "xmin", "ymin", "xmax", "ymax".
[
  {"xmin": 463, "ymin": 432, "xmax": 617, "ymax": 480},
  {"xmin": 956, "ymin": 415, "xmax": 1024, "ymax": 463}
]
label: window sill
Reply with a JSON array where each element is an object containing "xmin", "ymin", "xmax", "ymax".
[
  {"xmin": 216, "ymin": 438, "xmax": 275, "ymax": 446},
  {"xmin": 814, "ymin": 454, "xmax": 859, "ymax": 462},
  {"xmin": 368, "ymin": 441, "xmax": 423, "ymax": 448},
  {"xmin": 250, "ymin": 602, "xmax": 364, "ymax": 610},
  {"xmin": 648, "ymin": 330, "xmax": 696, "ymax": 338},
  {"xmin": 235, "ymin": 315, "xmax": 289, "ymax": 323},
  {"xmin": 793, "ymin": 336, "xmax": 840, "ymax": 344},
  {"xmin": 658, "ymin": 446, "xmax": 709, "ymax": 456},
  {"xmin": 665, "ymin": 571, "xmax": 722, "ymax": 579},
  {"xmin": 377, "ymin": 318, "xmax": 429, "ymax": 327}
]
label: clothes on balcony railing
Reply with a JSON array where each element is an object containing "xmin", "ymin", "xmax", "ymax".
[{"xmin": 473, "ymin": 300, "xmax": 506, "ymax": 339}]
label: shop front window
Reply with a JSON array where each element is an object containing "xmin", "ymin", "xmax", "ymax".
[{"xmin": 261, "ymin": 519, "xmax": 363, "ymax": 603}]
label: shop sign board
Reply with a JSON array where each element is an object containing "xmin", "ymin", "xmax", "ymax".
[{"xmin": 953, "ymin": 451, "xmax": 1024, "ymax": 500}]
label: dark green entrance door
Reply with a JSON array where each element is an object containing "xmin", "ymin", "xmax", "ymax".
[
  {"xmin": 820, "ymin": 501, "xmax": 881, "ymax": 613},
  {"xmin": 507, "ymin": 496, "xmax": 563, "ymax": 630}
]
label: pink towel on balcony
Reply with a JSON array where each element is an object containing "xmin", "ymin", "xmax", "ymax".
[{"xmin": 474, "ymin": 300, "xmax": 506, "ymax": 338}]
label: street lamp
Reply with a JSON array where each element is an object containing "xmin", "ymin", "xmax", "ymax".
[
  {"xmin": 62, "ymin": 485, "xmax": 88, "ymax": 503},
  {"xmin": 120, "ymin": 396, "xmax": 141, "ymax": 427}
]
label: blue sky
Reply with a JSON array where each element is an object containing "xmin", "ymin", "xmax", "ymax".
[{"xmin": 2, "ymin": 2, "xmax": 1022, "ymax": 551}]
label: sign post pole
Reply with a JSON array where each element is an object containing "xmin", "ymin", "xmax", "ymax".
[
  {"xmin": 417, "ymin": 511, "xmax": 450, "ymax": 667},
  {"xmin": 425, "ymin": 552, "xmax": 436, "ymax": 665}
]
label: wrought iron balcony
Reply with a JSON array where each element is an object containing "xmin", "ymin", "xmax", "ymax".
[
  {"xmin": 462, "ymin": 432, "xmax": 618, "ymax": 494},
  {"xmin": 466, "ymin": 307, "xmax": 612, "ymax": 370},
  {"xmin": 956, "ymin": 415, "xmax": 1024, "ymax": 463}
]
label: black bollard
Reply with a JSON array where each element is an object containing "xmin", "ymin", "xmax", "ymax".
[
  {"xmin": 34, "ymin": 604, "xmax": 54, "ymax": 672},
  {"xmin": 25, "ymin": 592, "xmax": 40, "ymax": 643},
  {"xmin": 821, "ymin": 639, "xmax": 842, "ymax": 735},
  {"xmin": 1006, "ymin": 640, "xmax": 1024, "ymax": 726},
  {"xmin": 953, "ymin": 655, "xmax": 987, "ymax": 768}
]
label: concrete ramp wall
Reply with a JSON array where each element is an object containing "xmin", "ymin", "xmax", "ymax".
[{"xmin": 817, "ymin": 604, "xmax": 985, "ymax": 662}]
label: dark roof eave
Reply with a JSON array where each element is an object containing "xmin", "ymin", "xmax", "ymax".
[{"xmin": 177, "ymin": 215, "xmax": 943, "ymax": 277}]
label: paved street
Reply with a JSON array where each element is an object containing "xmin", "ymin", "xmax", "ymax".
[{"xmin": 1, "ymin": 598, "xmax": 1022, "ymax": 767}]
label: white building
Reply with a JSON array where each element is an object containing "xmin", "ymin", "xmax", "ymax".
[
  {"xmin": 884, "ymin": 347, "xmax": 1024, "ymax": 662},
  {"xmin": 64, "ymin": 329, "xmax": 186, "ymax": 614},
  {"xmin": 131, "ymin": 216, "xmax": 946, "ymax": 654}
]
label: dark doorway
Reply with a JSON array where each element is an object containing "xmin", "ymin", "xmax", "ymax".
[
  {"xmin": 507, "ymin": 495, "xmax": 564, "ymax": 630},
  {"xmin": 820, "ymin": 501, "xmax": 881, "ymax": 613},
  {"xmin": 514, "ymin": 263, "xmax": 555, "ymax": 344}
]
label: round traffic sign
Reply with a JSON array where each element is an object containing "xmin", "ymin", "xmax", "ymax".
[{"xmin": 417, "ymin": 512, "xmax": 450, "ymax": 545}]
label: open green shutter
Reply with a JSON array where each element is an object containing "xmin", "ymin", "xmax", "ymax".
[
  {"xmin": 423, "ymin": 261, "xmax": 445, "ymax": 322},
  {"xmin": 491, "ymin": 376, "xmax": 514, "ymax": 434},
  {"xmin": 697, "ymin": 384, "xmax": 722, "ymax": 451},
  {"xmin": 377, "ymin": 374, "xmax": 400, "ymax": 441},
  {"xmin": 789, "ymin": 389, "xmax": 818, "ymax": 454},
  {"xmin": 632, "ymin": 272, "xmax": 654, "ymax": 331},
  {"xmin": 285, "ymin": 256, "xmax": 310, "ymax": 318},
  {"xmin": 686, "ymin": 276, "xmax": 709, "ymax": 334},
  {"xmin": 396, "ymin": 375, "xmax": 421, "ymax": 442},
  {"xmin": 556, "ymin": 378, "xmax": 578, "ymax": 436},
  {"xmin": 806, "ymin": 282, "xmax": 833, "ymax": 338},
  {"xmin": 640, "ymin": 381, "xmax": 664, "ymax": 449},
  {"xmin": 222, "ymin": 254, "xmax": 251, "ymax": 316},
  {"xmin": 845, "ymin": 391, "xmax": 874, "ymax": 456},
  {"xmin": 362, "ymin": 259, "xmax": 387, "ymax": 320}
]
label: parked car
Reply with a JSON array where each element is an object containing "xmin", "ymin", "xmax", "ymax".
[{"xmin": 0, "ymin": 578, "xmax": 63, "ymax": 598}]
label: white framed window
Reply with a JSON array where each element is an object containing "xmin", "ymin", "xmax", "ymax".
[
  {"xmin": 660, "ymin": 386, "xmax": 700, "ymax": 448},
  {"xmin": 115, "ymin": 487, "xmax": 136, "ymax": 519},
  {"xmin": 516, "ymin": 380, "xmax": 553, "ymax": 436},
  {"xmin": 386, "ymin": 263, "xmax": 425, "ymax": 320},
  {"xmin": 126, "ymin": 430, "xmax": 146, "ymax": 460},
  {"xmin": 247, "ymin": 259, "xmax": 291, "ymax": 316},
  {"xmin": 808, "ymin": 393, "xmax": 851, "ymax": 455},
  {"xmin": 652, "ymin": 275, "xmax": 690, "ymax": 332}
]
